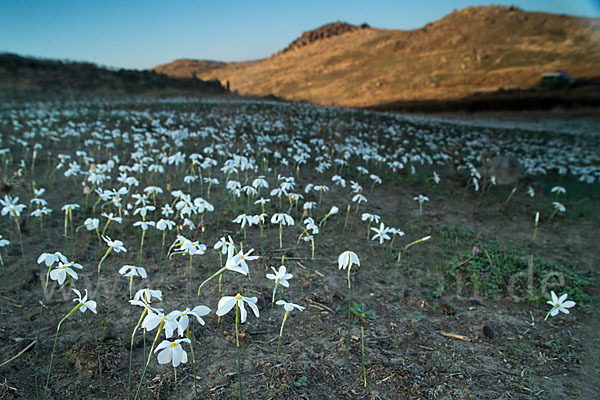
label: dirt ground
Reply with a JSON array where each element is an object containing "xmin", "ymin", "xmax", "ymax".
[{"xmin": 0, "ymin": 100, "xmax": 598, "ymax": 400}]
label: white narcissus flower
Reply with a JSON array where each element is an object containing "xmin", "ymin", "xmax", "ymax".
[
  {"xmin": 133, "ymin": 220, "xmax": 156, "ymax": 231},
  {"xmin": 276, "ymin": 300, "xmax": 305, "ymax": 313},
  {"xmin": 72, "ymin": 288, "xmax": 97, "ymax": 314},
  {"xmin": 50, "ymin": 261, "xmax": 83, "ymax": 284},
  {"xmin": 370, "ymin": 222, "xmax": 391, "ymax": 245},
  {"xmin": 552, "ymin": 202, "xmax": 566, "ymax": 213},
  {"xmin": 83, "ymin": 217, "xmax": 99, "ymax": 230},
  {"xmin": 155, "ymin": 338, "xmax": 191, "ymax": 368},
  {"xmin": 0, "ymin": 195, "xmax": 26, "ymax": 217},
  {"xmin": 168, "ymin": 305, "xmax": 210, "ymax": 335},
  {"xmin": 102, "ymin": 235, "xmax": 127, "ymax": 252},
  {"xmin": 551, "ymin": 186, "xmax": 566, "ymax": 195},
  {"xmin": 361, "ymin": 213, "xmax": 380, "ymax": 223},
  {"xmin": 266, "ymin": 265, "xmax": 293, "ymax": 288},
  {"xmin": 134, "ymin": 288, "xmax": 162, "ymax": 303},
  {"xmin": 119, "ymin": 265, "xmax": 148, "ymax": 278},
  {"xmin": 37, "ymin": 251, "xmax": 68, "ymax": 267},
  {"xmin": 225, "ymin": 247, "xmax": 258, "ymax": 275},
  {"xmin": 155, "ymin": 219, "xmax": 176, "ymax": 231},
  {"xmin": 142, "ymin": 310, "xmax": 180, "ymax": 338},
  {"xmin": 338, "ymin": 250, "xmax": 360, "ymax": 271},
  {"xmin": 271, "ymin": 213, "xmax": 294, "ymax": 226},
  {"xmin": 216, "ymin": 293, "xmax": 259, "ymax": 323},
  {"xmin": 214, "ymin": 235, "xmax": 235, "ymax": 255},
  {"xmin": 546, "ymin": 291, "xmax": 576, "ymax": 319}
]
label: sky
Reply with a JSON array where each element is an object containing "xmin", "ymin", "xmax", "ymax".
[{"xmin": 1, "ymin": 0, "xmax": 599, "ymax": 70}]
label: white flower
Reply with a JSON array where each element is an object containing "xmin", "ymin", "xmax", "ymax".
[
  {"xmin": 0, "ymin": 195, "xmax": 26, "ymax": 217},
  {"xmin": 142, "ymin": 310, "xmax": 180, "ymax": 338},
  {"xmin": 134, "ymin": 288, "xmax": 162, "ymax": 303},
  {"xmin": 370, "ymin": 222, "xmax": 391, "ymax": 244},
  {"xmin": 271, "ymin": 213, "xmax": 294, "ymax": 226},
  {"xmin": 214, "ymin": 236, "xmax": 235, "ymax": 255},
  {"xmin": 72, "ymin": 288, "xmax": 97, "ymax": 314},
  {"xmin": 275, "ymin": 300, "xmax": 305, "ymax": 312},
  {"xmin": 551, "ymin": 186, "xmax": 566, "ymax": 195},
  {"xmin": 216, "ymin": 293, "xmax": 259, "ymax": 323},
  {"xmin": 133, "ymin": 220, "xmax": 156, "ymax": 231},
  {"xmin": 225, "ymin": 247, "xmax": 258, "ymax": 275},
  {"xmin": 156, "ymin": 219, "xmax": 176, "ymax": 231},
  {"xmin": 50, "ymin": 261, "xmax": 83, "ymax": 284},
  {"xmin": 552, "ymin": 202, "xmax": 566, "ymax": 213},
  {"xmin": 168, "ymin": 305, "xmax": 210, "ymax": 335},
  {"xmin": 102, "ymin": 235, "xmax": 127, "ymax": 252},
  {"xmin": 154, "ymin": 338, "xmax": 191, "ymax": 367},
  {"xmin": 119, "ymin": 265, "xmax": 148, "ymax": 278},
  {"xmin": 338, "ymin": 250, "xmax": 360, "ymax": 271},
  {"xmin": 361, "ymin": 213, "xmax": 380, "ymax": 223},
  {"xmin": 266, "ymin": 265, "xmax": 293, "ymax": 288},
  {"xmin": 83, "ymin": 217, "xmax": 99, "ymax": 230},
  {"xmin": 37, "ymin": 251, "xmax": 68, "ymax": 267},
  {"xmin": 546, "ymin": 291, "xmax": 576, "ymax": 318}
]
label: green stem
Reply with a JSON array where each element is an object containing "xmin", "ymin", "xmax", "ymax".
[
  {"xmin": 269, "ymin": 311, "xmax": 289, "ymax": 387},
  {"xmin": 279, "ymin": 223, "xmax": 282, "ymax": 248},
  {"xmin": 361, "ymin": 326, "xmax": 367, "ymax": 387},
  {"xmin": 197, "ymin": 266, "xmax": 226, "ymax": 298},
  {"xmin": 84, "ymin": 312, "xmax": 102, "ymax": 375},
  {"xmin": 186, "ymin": 327, "xmax": 197, "ymax": 399},
  {"xmin": 235, "ymin": 304, "xmax": 243, "ymax": 400},
  {"xmin": 133, "ymin": 320, "xmax": 165, "ymax": 400},
  {"xmin": 347, "ymin": 268, "xmax": 352, "ymax": 339},
  {"xmin": 174, "ymin": 367, "xmax": 178, "ymax": 400},
  {"xmin": 44, "ymin": 303, "xmax": 82, "ymax": 398},
  {"xmin": 97, "ymin": 247, "xmax": 113, "ymax": 279}
]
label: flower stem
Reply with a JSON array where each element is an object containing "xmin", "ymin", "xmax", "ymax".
[
  {"xmin": 128, "ymin": 308, "xmax": 148, "ymax": 400},
  {"xmin": 197, "ymin": 266, "xmax": 226, "ymax": 299},
  {"xmin": 133, "ymin": 320, "xmax": 165, "ymax": 400},
  {"xmin": 269, "ymin": 311, "xmax": 289, "ymax": 387},
  {"xmin": 347, "ymin": 267, "xmax": 352, "ymax": 340},
  {"xmin": 84, "ymin": 312, "xmax": 102, "ymax": 375},
  {"xmin": 235, "ymin": 304, "xmax": 243, "ymax": 400},
  {"xmin": 97, "ymin": 247, "xmax": 113, "ymax": 279},
  {"xmin": 44, "ymin": 303, "xmax": 82, "ymax": 398},
  {"xmin": 361, "ymin": 326, "xmax": 367, "ymax": 387},
  {"xmin": 174, "ymin": 367, "xmax": 178, "ymax": 400},
  {"xmin": 186, "ymin": 326, "xmax": 198, "ymax": 399}
]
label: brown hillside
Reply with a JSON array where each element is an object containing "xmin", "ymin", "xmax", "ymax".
[{"xmin": 153, "ymin": 5, "xmax": 600, "ymax": 107}]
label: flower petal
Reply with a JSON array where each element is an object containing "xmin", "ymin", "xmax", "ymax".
[{"xmin": 216, "ymin": 297, "xmax": 237, "ymax": 317}]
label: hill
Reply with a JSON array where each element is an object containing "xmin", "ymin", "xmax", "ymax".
[
  {"xmin": 0, "ymin": 53, "xmax": 229, "ymax": 99},
  {"xmin": 154, "ymin": 5, "xmax": 600, "ymax": 108}
]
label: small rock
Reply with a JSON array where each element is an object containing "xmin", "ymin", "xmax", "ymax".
[
  {"xmin": 483, "ymin": 325, "xmax": 495, "ymax": 339},
  {"xmin": 102, "ymin": 327, "xmax": 118, "ymax": 342}
]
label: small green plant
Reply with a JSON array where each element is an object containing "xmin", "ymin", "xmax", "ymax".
[
  {"xmin": 349, "ymin": 303, "xmax": 375, "ymax": 322},
  {"xmin": 294, "ymin": 376, "xmax": 308, "ymax": 387}
]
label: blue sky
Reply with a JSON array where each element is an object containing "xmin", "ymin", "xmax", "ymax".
[{"xmin": 1, "ymin": 0, "xmax": 598, "ymax": 70}]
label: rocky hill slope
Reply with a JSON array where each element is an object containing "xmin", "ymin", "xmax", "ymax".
[{"xmin": 154, "ymin": 5, "xmax": 600, "ymax": 107}]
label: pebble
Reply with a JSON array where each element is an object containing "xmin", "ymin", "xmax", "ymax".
[{"xmin": 483, "ymin": 325, "xmax": 495, "ymax": 339}]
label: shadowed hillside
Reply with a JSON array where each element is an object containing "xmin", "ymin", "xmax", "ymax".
[
  {"xmin": 0, "ymin": 53, "xmax": 229, "ymax": 99},
  {"xmin": 154, "ymin": 5, "xmax": 600, "ymax": 108}
]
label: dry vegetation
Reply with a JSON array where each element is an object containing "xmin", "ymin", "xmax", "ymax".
[{"xmin": 154, "ymin": 5, "xmax": 600, "ymax": 107}]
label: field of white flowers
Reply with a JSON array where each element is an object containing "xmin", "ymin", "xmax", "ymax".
[{"xmin": 0, "ymin": 98, "xmax": 598, "ymax": 399}]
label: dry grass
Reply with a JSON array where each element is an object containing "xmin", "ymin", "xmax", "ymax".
[{"xmin": 154, "ymin": 5, "xmax": 600, "ymax": 107}]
